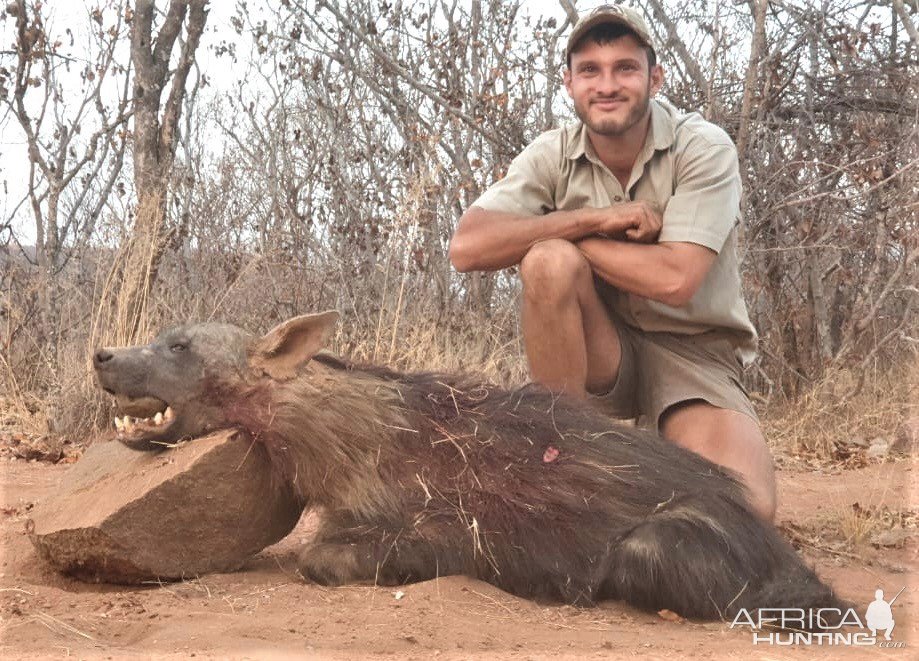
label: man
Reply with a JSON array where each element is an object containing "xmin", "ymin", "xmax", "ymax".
[
  {"xmin": 865, "ymin": 589, "xmax": 897, "ymax": 641},
  {"xmin": 449, "ymin": 5, "xmax": 776, "ymax": 520}
]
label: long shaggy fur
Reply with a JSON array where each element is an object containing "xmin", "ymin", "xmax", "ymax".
[
  {"xmin": 216, "ymin": 354, "xmax": 843, "ymax": 621},
  {"xmin": 94, "ymin": 316, "xmax": 845, "ymax": 625}
]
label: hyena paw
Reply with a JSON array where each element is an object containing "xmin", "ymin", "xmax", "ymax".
[{"xmin": 297, "ymin": 542, "xmax": 369, "ymax": 586}]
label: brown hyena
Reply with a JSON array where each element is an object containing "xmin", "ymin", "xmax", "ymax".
[{"xmin": 93, "ymin": 311, "xmax": 845, "ymax": 622}]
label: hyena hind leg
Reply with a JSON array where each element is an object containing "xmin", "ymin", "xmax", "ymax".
[{"xmin": 600, "ymin": 504, "xmax": 762, "ymax": 619}]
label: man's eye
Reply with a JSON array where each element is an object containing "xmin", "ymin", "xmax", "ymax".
[{"xmin": 170, "ymin": 343, "xmax": 187, "ymax": 353}]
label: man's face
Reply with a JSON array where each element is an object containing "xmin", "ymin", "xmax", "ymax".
[{"xmin": 564, "ymin": 34, "xmax": 663, "ymax": 138}]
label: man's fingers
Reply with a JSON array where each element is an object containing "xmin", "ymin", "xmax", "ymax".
[
  {"xmin": 626, "ymin": 228, "xmax": 655, "ymax": 243},
  {"xmin": 612, "ymin": 203, "xmax": 662, "ymax": 243},
  {"xmin": 644, "ymin": 210, "xmax": 662, "ymax": 235}
]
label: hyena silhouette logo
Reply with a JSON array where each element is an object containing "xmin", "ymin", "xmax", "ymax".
[{"xmin": 94, "ymin": 311, "xmax": 846, "ymax": 625}]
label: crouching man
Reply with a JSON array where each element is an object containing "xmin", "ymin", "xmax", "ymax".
[{"xmin": 449, "ymin": 5, "xmax": 776, "ymax": 520}]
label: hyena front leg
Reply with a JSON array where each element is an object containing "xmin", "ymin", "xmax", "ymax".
[
  {"xmin": 297, "ymin": 539, "xmax": 374, "ymax": 586},
  {"xmin": 298, "ymin": 516, "xmax": 465, "ymax": 587}
]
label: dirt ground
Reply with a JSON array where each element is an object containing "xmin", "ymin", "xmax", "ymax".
[{"xmin": 0, "ymin": 454, "xmax": 915, "ymax": 660}]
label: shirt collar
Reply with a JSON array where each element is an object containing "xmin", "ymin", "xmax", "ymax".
[
  {"xmin": 565, "ymin": 122, "xmax": 591, "ymax": 161},
  {"xmin": 649, "ymin": 98, "xmax": 676, "ymax": 151},
  {"xmin": 565, "ymin": 98, "xmax": 677, "ymax": 161}
]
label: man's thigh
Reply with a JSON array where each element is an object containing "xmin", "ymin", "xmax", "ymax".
[
  {"xmin": 634, "ymin": 331, "xmax": 774, "ymax": 518},
  {"xmin": 631, "ymin": 331, "xmax": 758, "ymax": 431},
  {"xmin": 520, "ymin": 239, "xmax": 630, "ymax": 398}
]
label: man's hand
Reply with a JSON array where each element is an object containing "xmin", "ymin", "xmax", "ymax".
[{"xmin": 594, "ymin": 201, "xmax": 662, "ymax": 243}]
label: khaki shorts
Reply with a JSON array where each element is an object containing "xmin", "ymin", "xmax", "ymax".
[{"xmin": 595, "ymin": 325, "xmax": 758, "ymax": 431}]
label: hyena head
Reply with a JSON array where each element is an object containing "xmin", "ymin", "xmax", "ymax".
[{"xmin": 93, "ymin": 310, "xmax": 340, "ymax": 451}]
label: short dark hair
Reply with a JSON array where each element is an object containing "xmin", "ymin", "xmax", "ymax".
[{"xmin": 566, "ymin": 23, "xmax": 657, "ymax": 70}]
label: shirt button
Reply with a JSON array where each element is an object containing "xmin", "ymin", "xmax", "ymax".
[{"xmin": 613, "ymin": 195, "xmax": 622, "ymax": 202}]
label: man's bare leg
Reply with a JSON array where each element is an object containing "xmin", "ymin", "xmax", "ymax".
[
  {"xmin": 519, "ymin": 239, "xmax": 622, "ymax": 395},
  {"xmin": 519, "ymin": 239, "xmax": 775, "ymax": 520},
  {"xmin": 660, "ymin": 401, "xmax": 777, "ymax": 521}
]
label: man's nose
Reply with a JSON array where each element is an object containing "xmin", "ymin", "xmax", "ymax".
[{"xmin": 595, "ymin": 70, "xmax": 619, "ymax": 94}]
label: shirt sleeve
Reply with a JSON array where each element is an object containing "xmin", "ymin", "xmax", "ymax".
[
  {"xmin": 469, "ymin": 138, "xmax": 558, "ymax": 216},
  {"xmin": 658, "ymin": 137, "xmax": 741, "ymax": 254}
]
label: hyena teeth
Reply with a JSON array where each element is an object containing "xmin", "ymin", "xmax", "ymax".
[
  {"xmin": 114, "ymin": 417, "xmax": 124, "ymax": 431},
  {"xmin": 123, "ymin": 417, "xmax": 135, "ymax": 433},
  {"xmin": 164, "ymin": 406, "xmax": 175, "ymax": 421},
  {"xmin": 154, "ymin": 411, "xmax": 164, "ymax": 425}
]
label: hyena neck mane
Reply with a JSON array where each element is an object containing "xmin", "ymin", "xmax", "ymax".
[{"xmin": 227, "ymin": 356, "xmax": 410, "ymax": 519}]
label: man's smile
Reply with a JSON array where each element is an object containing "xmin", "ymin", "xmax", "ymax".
[{"xmin": 591, "ymin": 97, "xmax": 628, "ymax": 110}]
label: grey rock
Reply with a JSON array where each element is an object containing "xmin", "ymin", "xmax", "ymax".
[
  {"xmin": 867, "ymin": 440, "xmax": 891, "ymax": 460},
  {"xmin": 871, "ymin": 529, "xmax": 911, "ymax": 548}
]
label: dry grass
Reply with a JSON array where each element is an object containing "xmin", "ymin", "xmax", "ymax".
[
  {"xmin": 0, "ymin": 393, "xmax": 36, "ymax": 436},
  {"xmin": 763, "ymin": 357, "xmax": 919, "ymax": 463},
  {"xmin": 91, "ymin": 192, "xmax": 168, "ymax": 350},
  {"xmin": 343, "ymin": 307, "xmax": 528, "ymax": 387},
  {"xmin": 0, "ymin": 238, "xmax": 531, "ymax": 446},
  {"xmin": 783, "ymin": 503, "xmax": 917, "ymax": 557},
  {"xmin": 2, "ymin": 230, "xmax": 915, "ymax": 464}
]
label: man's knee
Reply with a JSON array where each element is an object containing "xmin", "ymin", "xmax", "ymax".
[
  {"xmin": 746, "ymin": 478, "xmax": 777, "ymax": 522},
  {"xmin": 519, "ymin": 239, "xmax": 591, "ymax": 302},
  {"xmin": 661, "ymin": 401, "xmax": 777, "ymax": 522}
]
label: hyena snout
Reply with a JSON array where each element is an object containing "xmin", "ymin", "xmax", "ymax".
[
  {"xmin": 93, "ymin": 347, "xmax": 140, "ymax": 379},
  {"xmin": 93, "ymin": 347, "xmax": 145, "ymax": 394},
  {"xmin": 93, "ymin": 348, "xmax": 115, "ymax": 368}
]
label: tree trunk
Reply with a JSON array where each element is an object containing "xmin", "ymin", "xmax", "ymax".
[
  {"xmin": 736, "ymin": 0, "xmax": 768, "ymax": 159},
  {"xmin": 111, "ymin": 0, "xmax": 208, "ymax": 343}
]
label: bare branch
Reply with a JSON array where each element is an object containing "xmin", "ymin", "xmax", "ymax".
[
  {"xmin": 645, "ymin": 0, "xmax": 709, "ymax": 94},
  {"xmin": 558, "ymin": 0, "xmax": 578, "ymax": 25},
  {"xmin": 892, "ymin": 0, "xmax": 919, "ymax": 45},
  {"xmin": 311, "ymin": 0, "xmax": 508, "ymax": 149}
]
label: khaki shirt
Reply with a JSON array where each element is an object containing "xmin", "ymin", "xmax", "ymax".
[{"xmin": 471, "ymin": 99, "xmax": 757, "ymax": 366}]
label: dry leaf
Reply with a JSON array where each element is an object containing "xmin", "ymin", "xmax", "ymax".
[{"xmin": 657, "ymin": 609, "xmax": 684, "ymax": 623}]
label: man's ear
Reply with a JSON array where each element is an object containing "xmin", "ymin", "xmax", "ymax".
[
  {"xmin": 650, "ymin": 64, "xmax": 664, "ymax": 96},
  {"xmin": 250, "ymin": 310, "xmax": 340, "ymax": 379}
]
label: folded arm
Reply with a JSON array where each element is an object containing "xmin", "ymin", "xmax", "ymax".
[
  {"xmin": 449, "ymin": 202, "xmax": 662, "ymax": 273},
  {"xmin": 576, "ymin": 237, "xmax": 717, "ymax": 307}
]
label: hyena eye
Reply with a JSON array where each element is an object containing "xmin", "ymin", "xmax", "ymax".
[{"xmin": 170, "ymin": 343, "xmax": 188, "ymax": 353}]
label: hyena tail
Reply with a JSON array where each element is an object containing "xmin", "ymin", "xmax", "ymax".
[
  {"xmin": 733, "ymin": 563, "xmax": 852, "ymax": 629},
  {"xmin": 602, "ymin": 496, "xmax": 847, "ymax": 627}
]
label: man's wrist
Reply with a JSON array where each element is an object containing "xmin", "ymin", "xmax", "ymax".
[{"xmin": 575, "ymin": 207, "xmax": 604, "ymax": 236}]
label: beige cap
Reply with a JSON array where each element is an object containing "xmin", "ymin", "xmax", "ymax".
[{"xmin": 566, "ymin": 4, "xmax": 656, "ymax": 59}]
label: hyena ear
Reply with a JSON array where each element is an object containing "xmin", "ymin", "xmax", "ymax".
[{"xmin": 250, "ymin": 310, "xmax": 340, "ymax": 379}]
